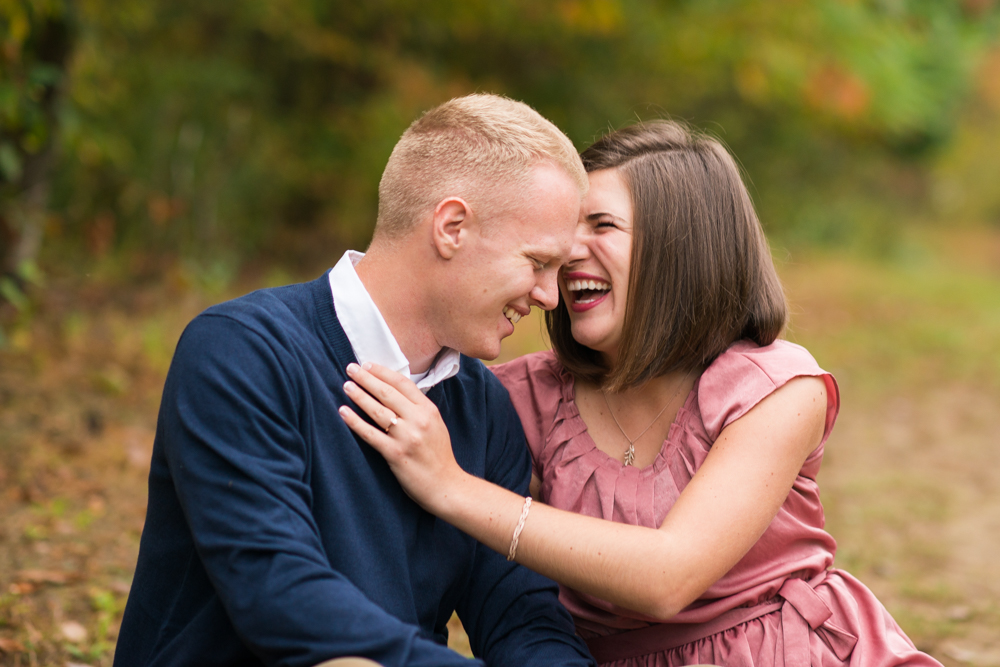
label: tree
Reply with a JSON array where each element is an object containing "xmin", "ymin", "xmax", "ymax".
[{"xmin": 0, "ymin": 0, "xmax": 73, "ymax": 311}]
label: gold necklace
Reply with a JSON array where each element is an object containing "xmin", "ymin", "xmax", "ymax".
[{"xmin": 601, "ymin": 372, "xmax": 690, "ymax": 466}]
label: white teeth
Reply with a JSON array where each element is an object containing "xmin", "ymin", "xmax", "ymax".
[
  {"xmin": 503, "ymin": 307, "xmax": 522, "ymax": 324},
  {"xmin": 566, "ymin": 279, "xmax": 611, "ymax": 292}
]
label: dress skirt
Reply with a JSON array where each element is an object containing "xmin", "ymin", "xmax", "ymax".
[{"xmin": 588, "ymin": 570, "xmax": 939, "ymax": 667}]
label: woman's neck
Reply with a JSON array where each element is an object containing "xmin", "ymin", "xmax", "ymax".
[{"xmin": 575, "ymin": 369, "xmax": 698, "ymax": 469}]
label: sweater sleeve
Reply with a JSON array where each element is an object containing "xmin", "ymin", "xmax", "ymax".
[
  {"xmin": 162, "ymin": 313, "xmax": 480, "ymax": 667},
  {"xmin": 454, "ymin": 371, "xmax": 595, "ymax": 667}
]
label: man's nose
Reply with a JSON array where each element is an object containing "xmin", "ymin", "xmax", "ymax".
[
  {"xmin": 567, "ymin": 225, "xmax": 591, "ymax": 263},
  {"xmin": 531, "ymin": 269, "xmax": 561, "ymax": 311}
]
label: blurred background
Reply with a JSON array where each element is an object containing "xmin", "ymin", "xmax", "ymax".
[{"xmin": 1, "ymin": 1, "xmax": 999, "ymax": 664}]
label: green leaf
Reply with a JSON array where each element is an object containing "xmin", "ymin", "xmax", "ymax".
[
  {"xmin": 16, "ymin": 260, "xmax": 44, "ymax": 287},
  {"xmin": 0, "ymin": 143, "xmax": 22, "ymax": 181},
  {"xmin": 0, "ymin": 277, "xmax": 29, "ymax": 311}
]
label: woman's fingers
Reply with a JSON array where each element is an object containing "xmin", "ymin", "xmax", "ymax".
[
  {"xmin": 343, "ymin": 380, "xmax": 399, "ymax": 431},
  {"xmin": 361, "ymin": 362, "xmax": 427, "ymax": 403},
  {"xmin": 344, "ymin": 363, "xmax": 416, "ymax": 416},
  {"xmin": 338, "ymin": 405, "xmax": 394, "ymax": 453}
]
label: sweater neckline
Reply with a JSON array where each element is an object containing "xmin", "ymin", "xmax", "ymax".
[{"xmin": 312, "ymin": 272, "xmax": 358, "ymax": 373}]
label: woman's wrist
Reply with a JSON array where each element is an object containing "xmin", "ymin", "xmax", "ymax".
[
  {"xmin": 421, "ymin": 465, "xmax": 477, "ymax": 517},
  {"xmin": 431, "ymin": 472, "xmax": 530, "ymax": 556}
]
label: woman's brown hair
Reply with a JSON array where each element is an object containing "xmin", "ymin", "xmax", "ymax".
[{"xmin": 546, "ymin": 120, "xmax": 787, "ymax": 391}]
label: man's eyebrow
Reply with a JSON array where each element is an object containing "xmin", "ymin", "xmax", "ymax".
[
  {"xmin": 586, "ymin": 212, "xmax": 627, "ymax": 223},
  {"xmin": 525, "ymin": 248, "xmax": 563, "ymax": 263}
]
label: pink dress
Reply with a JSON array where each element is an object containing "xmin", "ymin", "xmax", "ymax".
[{"xmin": 492, "ymin": 340, "xmax": 940, "ymax": 667}]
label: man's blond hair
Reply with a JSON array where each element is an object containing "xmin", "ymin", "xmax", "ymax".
[{"xmin": 375, "ymin": 94, "xmax": 587, "ymax": 238}]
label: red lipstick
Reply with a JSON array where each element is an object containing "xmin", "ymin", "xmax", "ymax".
[{"xmin": 562, "ymin": 271, "xmax": 611, "ymax": 313}]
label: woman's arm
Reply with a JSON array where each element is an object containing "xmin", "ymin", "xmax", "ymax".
[{"xmin": 339, "ymin": 362, "xmax": 828, "ymax": 620}]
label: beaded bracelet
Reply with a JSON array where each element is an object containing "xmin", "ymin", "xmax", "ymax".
[{"xmin": 506, "ymin": 496, "xmax": 532, "ymax": 561}]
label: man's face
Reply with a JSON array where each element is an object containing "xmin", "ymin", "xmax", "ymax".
[{"xmin": 434, "ymin": 162, "xmax": 581, "ymax": 360}]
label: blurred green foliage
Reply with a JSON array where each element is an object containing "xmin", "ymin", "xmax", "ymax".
[{"xmin": 2, "ymin": 0, "xmax": 999, "ymax": 281}]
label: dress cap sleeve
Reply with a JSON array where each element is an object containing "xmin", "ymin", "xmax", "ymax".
[
  {"xmin": 698, "ymin": 339, "xmax": 839, "ymax": 445},
  {"xmin": 490, "ymin": 351, "xmax": 566, "ymax": 478}
]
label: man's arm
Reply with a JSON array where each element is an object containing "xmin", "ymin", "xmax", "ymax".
[
  {"xmin": 454, "ymin": 377, "xmax": 594, "ymax": 667},
  {"xmin": 163, "ymin": 313, "xmax": 479, "ymax": 667}
]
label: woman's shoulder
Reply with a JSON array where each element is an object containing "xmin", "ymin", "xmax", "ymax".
[
  {"xmin": 490, "ymin": 349, "xmax": 566, "ymax": 392},
  {"xmin": 698, "ymin": 339, "xmax": 838, "ymax": 440},
  {"xmin": 708, "ymin": 339, "xmax": 827, "ymax": 381}
]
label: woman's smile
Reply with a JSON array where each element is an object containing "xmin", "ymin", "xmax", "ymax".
[{"xmin": 564, "ymin": 271, "xmax": 612, "ymax": 311}]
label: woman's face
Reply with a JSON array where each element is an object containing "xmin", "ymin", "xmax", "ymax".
[{"xmin": 560, "ymin": 168, "xmax": 634, "ymax": 363}]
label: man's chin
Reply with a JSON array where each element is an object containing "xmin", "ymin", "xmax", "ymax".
[
  {"xmin": 475, "ymin": 346, "xmax": 503, "ymax": 362},
  {"xmin": 461, "ymin": 338, "xmax": 503, "ymax": 362}
]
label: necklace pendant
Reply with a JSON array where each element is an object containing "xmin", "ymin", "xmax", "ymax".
[{"xmin": 623, "ymin": 444, "xmax": 635, "ymax": 466}]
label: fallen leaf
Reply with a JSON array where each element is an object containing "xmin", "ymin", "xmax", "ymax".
[
  {"xmin": 16, "ymin": 569, "xmax": 78, "ymax": 585},
  {"xmin": 60, "ymin": 620, "xmax": 88, "ymax": 643},
  {"xmin": 0, "ymin": 637, "xmax": 26, "ymax": 653},
  {"xmin": 8, "ymin": 582, "xmax": 36, "ymax": 595}
]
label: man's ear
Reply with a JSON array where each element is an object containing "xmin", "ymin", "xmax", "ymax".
[{"xmin": 431, "ymin": 197, "xmax": 473, "ymax": 260}]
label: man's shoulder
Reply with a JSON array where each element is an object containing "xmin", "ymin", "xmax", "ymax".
[
  {"xmin": 184, "ymin": 275, "xmax": 334, "ymax": 345},
  {"xmin": 449, "ymin": 355, "xmax": 512, "ymax": 401},
  {"xmin": 200, "ymin": 278, "xmax": 319, "ymax": 327},
  {"xmin": 434, "ymin": 357, "xmax": 520, "ymax": 438},
  {"xmin": 174, "ymin": 275, "xmax": 335, "ymax": 368}
]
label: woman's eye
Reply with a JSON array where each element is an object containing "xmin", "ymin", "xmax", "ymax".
[{"xmin": 596, "ymin": 220, "xmax": 616, "ymax": 229}]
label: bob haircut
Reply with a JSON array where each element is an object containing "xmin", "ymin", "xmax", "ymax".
[{"xmin": 546, "ymin": 120, "xmax": 788, "ymax": 392}]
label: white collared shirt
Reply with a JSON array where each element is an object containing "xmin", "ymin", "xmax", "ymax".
[{"xmin": 328, "ymin": 251, "xmax": 461, "ymax": 393}]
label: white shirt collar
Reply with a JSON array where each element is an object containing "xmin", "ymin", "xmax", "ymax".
[{"xmin": 328, "ymin": 250, "xmax": 461, "ymax": 393}]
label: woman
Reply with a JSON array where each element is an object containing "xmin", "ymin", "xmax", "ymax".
[{"xmin": 339, "ymin": 121, "xmax": 940, "ymax": 666}]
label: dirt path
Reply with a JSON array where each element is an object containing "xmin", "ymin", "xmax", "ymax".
[{"xmin": 1, "ymin": 234, "xmax": 998, "ymax": 665}]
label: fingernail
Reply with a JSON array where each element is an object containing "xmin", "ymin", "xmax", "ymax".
[
  {"xmin": 346, "ymin": 363, "xmax": 359, "ymax": 374},
  {"xmin": 344, "ymin": 381, "xmax": 356, "ymax": 392},
  {"xmin": 338, "ymin": 406, "xmax": 349, "ymax": 416},
  {"xmin": 362, "ymin": 362, "xmax": 372, "ymax": 370}
]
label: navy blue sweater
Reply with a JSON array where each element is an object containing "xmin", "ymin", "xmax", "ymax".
[{"xmin": 115, "ymin": 275, "xmax": 593, "ymax": 667}]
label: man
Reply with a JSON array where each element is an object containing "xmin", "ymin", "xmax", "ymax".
[{"xmin": 115, "ymin": 94, "xmax": 595, "ymax": 667}]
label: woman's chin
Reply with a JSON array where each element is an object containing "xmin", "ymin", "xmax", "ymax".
[{"xmin": 569, "ymin": 325, "xmax": 618, "ymax": 356}]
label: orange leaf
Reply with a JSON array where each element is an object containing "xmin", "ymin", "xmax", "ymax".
[
  {"xmin": 15, "ymin": 569, "xmax": 78, "ymax": 585},
  {"xmin": 8, "ymin": 582, "xmax": 36, "ymax": 595},
  {"xmin": 0, "ymin": 638, "xmax": 26, "ymax": 654}
]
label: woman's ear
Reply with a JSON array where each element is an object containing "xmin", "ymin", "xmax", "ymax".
[{"xmin": 431, "ymin": 197, "xmax": 473, "ymax": 260}]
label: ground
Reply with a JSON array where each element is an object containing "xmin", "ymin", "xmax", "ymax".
[{"xmin": 0, "ymin": 228, "xmax": 998, "ymax": 665}]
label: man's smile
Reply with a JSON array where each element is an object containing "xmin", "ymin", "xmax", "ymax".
[{"xmin": 503, "ymin": 306, "xmax": 524, "ymax": 324}]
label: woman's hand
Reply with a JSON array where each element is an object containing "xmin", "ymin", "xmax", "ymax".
[{"xmin": 338, "ymin": 362, "xmax": 465, "ymax": 512}]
